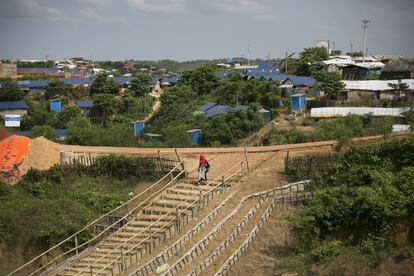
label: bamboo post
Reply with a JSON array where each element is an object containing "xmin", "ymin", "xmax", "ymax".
[
  {"xmin": 243, "ymin": 146, "xmax": 250, "ymax": 173},
  {"xmin": 75, "ymin": 235, "xmax": 79, "ymax": 256},
  {"xmin": 174, "ymin": 149, "xmax": 185, "ymax": 171},
  {"xmin": 157, "ymin": 150, "xmax": 162, "ymax": 171},
  {"xmin": 285, "ymin": 151, "xmax": 290, "ymax": 174}
]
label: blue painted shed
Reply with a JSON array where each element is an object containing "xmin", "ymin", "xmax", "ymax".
[
  {"xmin": 291, "ymin": 93, "xmax": 307, "ymax": 114},
  {"xmin": 187, "ymin": 129, "xmax": 202, "ymax": 145},
  {"xmin": 132, "ymin": 121, "xmax": 145, "ymax": 136},
  {"xmin": 50, "ymin": 99, "xmax": 61, "ymax": 112}
]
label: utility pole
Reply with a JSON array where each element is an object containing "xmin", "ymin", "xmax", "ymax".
[
  {"xmin": 361, "ymin": 18, "xmax": 370, "ymax": 62},
  {"xmin": 247, "ymin": 44, "xmax": 250, "ymax": 66},
  {"xmin": 267, "ymin": 52, "xmax": 271, "ymax": 70},
  {"xmin": 285, "ymin": 52, "xmax": 288, "ymax": 73},
  {"xmin": 350, "ymin": 43, "xmax": 353, "ymax": 53},
  {"xmin": 45, "ymin": 55, "xmax": 48, "ymax": 76}
]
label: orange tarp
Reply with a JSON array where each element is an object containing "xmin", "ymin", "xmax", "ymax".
[{"xmin": 0, "ymin": 135, "xmax": 31, "ymax": 174}]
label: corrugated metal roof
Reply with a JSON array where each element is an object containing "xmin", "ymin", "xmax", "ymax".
[
  {"xmin": 198, "ymin": 102, "xmax": 218, "ymax": 112},
  {"xmin": 233, "ymin": 105, "xmax": 249, "ymax": 111},
  {"xmin": 343, "ymin": 79, "xmax": 414, "ymax": 91},
  {"xmin": 284, "ymin": 76, "xmax": 316, "ymax": 86},
  {"xmin": 17, "ymin": 67, "xmax": 61, "ymax": 74},
  {"xmin": 161, "ymin": 76, "xmax": 179, "ymax": 85},
  {"xmin": 0, "ymin": 101, "xmax": 28, "ymax": 110},
  {"xmin": 311, "ymin": 107, "xmax": 406, "ymax": 118},
  {"xmin": 63, "ymin": 78, "xmax": 93, "ymax": 85},
  {"xmin": 76, "ymin": 100, "xmax": 94, "ymax": 108},
  {"xmin": 205, "ymin": 105, "xmax": 233, "ymax": 117}
]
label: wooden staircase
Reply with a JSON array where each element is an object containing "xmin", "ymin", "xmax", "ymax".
[{"xmin": 53, "ymin": 178, "xmax": 237, "ymax": 276}]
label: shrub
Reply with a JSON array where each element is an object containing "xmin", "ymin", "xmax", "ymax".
[{"xmin": 310, "ymin": 240, "xmax": 343, "ymax": 262}]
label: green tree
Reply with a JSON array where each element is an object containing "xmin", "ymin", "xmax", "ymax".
[
  {"xmin": 129, "ymin": 73, "xmax": 151, "ymax": 97},
  {"xmin": 179, "ymin": 65, "xmax": 220, "ymax": 95},
  {"xmin": 32, "ymin": 125, "xmax": 57, "ymax": 140},
  {"xmin": 296, "ymin": 47, "xmax": 329, "ymax": 76},
  {"xmin": 55, "ymin": 106, "xmax": 84, "ymax": 128},
  {"xmin": 45, "ymin": 80, "xmax": 75, "ymax": 105},
  {"xmin": 90, "ymin": 73, "xmax": 119, "ymax": 95},
  {"xmin": 91, "ymin": 94, "xmax": 121, "ymax": 125},
  {"xmin": 313, "ymin": 71, "xmax": 345, "ymax": 100},
  {"xmin": 346, "ymin": 51, "xmax": 364, "ymax": 57},
  {"xmin": 0, "ymin": 81, "xmax": 25, "ymax": 101},
  {"xmin": 163, "ymin": 123, "xmax": 191, "ymax": 147},
  {"xmin": 387, "ymin": 80, "xmax": 410, "ymax": 102}
]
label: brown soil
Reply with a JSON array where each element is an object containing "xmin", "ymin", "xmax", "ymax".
[{"xmin": 19, "ymin": 137, "xmax": 62, "ymax": 175}]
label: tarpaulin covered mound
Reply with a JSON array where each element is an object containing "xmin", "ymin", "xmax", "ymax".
[
  {"xmin": 19, "ymin": 137, "xmax": 62, "ymax": 175},
  {"xmin": 0, "ymin": 135, "xmax": 31, "ymax": 176}
]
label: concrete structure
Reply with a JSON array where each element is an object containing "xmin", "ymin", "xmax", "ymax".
[
  {"xmin": 0, "ymin": 62, "xmax": 17, "ymax": 78},
  {"xmin": 258, "ymin": 108, "xmax": 271, "ymax": 123},
  {"xmin": 0, "ymin": 101, "xmax": 28, "ymax": 118},
  {"xmin": 76, "ymin": 100, "xmax": 94, "ymax": 116}
]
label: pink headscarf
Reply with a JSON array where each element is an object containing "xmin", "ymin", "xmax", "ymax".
[{"xmin": 199, "ymin": 154, "xmax": 208, "ymax": 166}]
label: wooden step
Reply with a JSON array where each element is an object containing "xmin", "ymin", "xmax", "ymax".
[
  {"xmin": 162, "ymin": 193, "xmax": 199, "ymax": 202},
  {"xmin": 153, "ymin": 199, "xmax": 193, "ymax": 208},
  {"xmin": 167, "ymin": 187, "xmax": 202, "ymax": 196},
  {"xmin": 137, "ymin": 214, "xmax": 177, "ymax": 221},
  {"xmin": 129, "ymin": 220, "xmax": 173, "ymax": 228},
  {"xmin": 144, "ymin": 205, "xmax": 193, "ymax": 216}
]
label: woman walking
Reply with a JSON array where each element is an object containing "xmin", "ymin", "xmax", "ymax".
[{"xmin": 198, "ymin": 154, "xmax": 210, "ymax": 184}]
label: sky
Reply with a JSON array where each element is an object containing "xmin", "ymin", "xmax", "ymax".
[{"xmin": 0, "ymin": 0, "xmax": 413, "ymax": 61}]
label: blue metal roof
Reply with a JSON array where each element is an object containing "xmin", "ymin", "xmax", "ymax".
[
  {"xmin": 13, "ymin": 131, "xmax": 32, "ymax": 137},
  {"xmin": 151, "ymin": 77, "xmax": 161, "ymax": 86},
  {"xmin": 198, "ymin": 102, "xmax": 218, "ymax": 112},
  {"xmin": 54, "ymin": 129, "xmax": 68, "ymax": 137},
  {"xmin": 162, "ymin": 76, "xmax": 179, "ymax": 85},
  {"xmin": 17, "ymin": 79, "xmax": 51, "ymax": 89},
  {"xmin": 285, "ymin": 76, "xmax": 316, "ymax": 86},
  {"xmin": 63, "ymin": 78, "xmax": 93, "ymax": 85},
  {"xmin": 13, "ymin": 129, "xmax": 68, "ymax": 138},
  {"xmin": 76, "ymin": 100, "xmax": 94, "ymax": 108},
  {"xmin": 205, "ymin": 105, "xmax": 233, "ymax": 117},
  {"xmin": 216, "ymin": 71, "xmax": 229, "ymax": 78},
  {"xmin": 233, "ymin": 105, "xmax": 249, "ymax": 111},
  {"xmin": 17, "ymin": 67, "xmax": 61, "ymax": 74},
  {"xmin": 0, "ymin": 101, "xmax": 28, "ymax": 110}
]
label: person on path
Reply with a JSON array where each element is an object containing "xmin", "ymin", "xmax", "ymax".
[{"xmin": 198, "ymin": 154, "xmax": 210, "ymax": 183}]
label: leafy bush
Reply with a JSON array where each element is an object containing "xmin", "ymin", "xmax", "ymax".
[
  {"xmin": 289, "ymin": 137, "xmax": 414, "ymax": 265},
  {"xmin": 310, "ymin": 240, "xmax": 343, "ymax": 262}
]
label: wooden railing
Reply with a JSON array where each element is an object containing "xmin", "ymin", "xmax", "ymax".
[
  {"xmin": 7, "ymin": 160, "xmax": 186, "ymax": 276},
  {"xmin": 75, "ymin": 160, "xmax": 245, "ymax": 276}
]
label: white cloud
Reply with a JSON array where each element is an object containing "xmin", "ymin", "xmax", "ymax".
[
  {"xmin": 80, "ymin": 7, "xmax": 104, "ymax": 20},
  {"xmin": 12, "ymin": 0, "xmax": 62, "ymax": 19},
  {"xmin": 126, "ymin": 0, "xmax": 186, "ymax": 12},
  {"xmin": 77, "ymin": 0, "xmax": 110, "ymax": 6},
  {"xmin": 213, "ymin": 0, "xmax": 263, "ymax": 14}
]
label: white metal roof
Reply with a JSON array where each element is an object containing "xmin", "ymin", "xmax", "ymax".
[
  {"xmin": 352, "ymin": 61, "xmax": 385, "ymax": 69},
  {"xmin": 310, "ymin": 107, "xmax": 406, "ymax": 118},
  {"xmin": 343, "ymin": 79, "xmax": 414, "ymax": 91}
]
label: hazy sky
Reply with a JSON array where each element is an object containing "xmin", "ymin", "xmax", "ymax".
[{"xmin": 0, "ymin": 0, "xmax": 413, "ymax": 61}]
